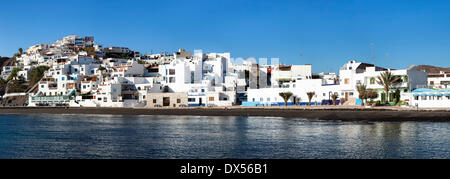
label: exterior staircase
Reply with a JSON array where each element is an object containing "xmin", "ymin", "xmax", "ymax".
[{"xmin": 343, "ymin": 97, "xmax": 357, "ymax": 106}]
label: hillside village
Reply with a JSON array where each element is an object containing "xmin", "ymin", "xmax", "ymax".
[{"xmin": 0, "ymin": 35, "xmax": 449, "ymax": 108}]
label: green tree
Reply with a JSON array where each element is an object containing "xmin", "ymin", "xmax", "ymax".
[
  {"xmin": 7, "ymin": 68, "xmax": 20, "ymax": 81},
  {"xmin": 18, "ymin": 48, "xmax": 23, "ymax": 55},
  {"xmin": 366, "ymin": 89, "xmax": 379, "ymax": 101},
  {"xmin": 395, "ymin": 88, "xmax": 401, "ymax": 105},
  {"xmin": 279, "ymin": 92, "xmax": 293, "ymax": 106},
  {"xmin": 331, "ymin": 93, "xmax": 339, "ymax": 106},
  {"xmin": 30, "ymin": 66, "xmax": 50, "ymax": 86},
  {"xmin": 98, "ymin": 66, "xmax": 106, "ymax": 71},
  {"xmin": 356, "ymin": 84, "xmax": 367, "ymax": 106},
  {"xmin": 377, "ymin": 71, "xmax": 402, "ymax": 104},
  {"xmin": 306, "ymin": 92, "xmax": 315, "ymax": 106}
]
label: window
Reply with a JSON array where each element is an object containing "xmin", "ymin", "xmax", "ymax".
[
  {"xmin": 201, "ymin": 89, "xmax": 205, "ymax": 92},
  {"xmin": 344, "ymin": 78, "xmax": 350, "ymax": 84},
  {"xmin": 323, "ymin": 93, "xmax": 326, "ymax": 97},
  {"xmin": 209, "ymin": 97, "xmax": 215, "ymax": 101},
  {"xmin": 430, "ymin": 81, "xmax": 435, "ymax": 86},
  {"xmin": 41, "ymin": 85, "xmax": 44, "ymax": 88},
  {"xmin": 143, "ymin": 95, "xmax": 146, "ymax": 99},
  {"xmin": 83, "ymin": 85, "xmax": 86, "ymax": 89},
  {"xmin": 169, "ymin": 77, "xmax": 176, "ymax": 83},
  {"xmin": 447, "ymin": 96, "xmax": 450, "ymax": 100},
  {"xmin": 153, "ymin": 99, "xmax": 157, "ymax": 103},
  {"xmin": 421, "ymin": 96, "xmax": 427, "ymax": 100},
  {"xmin": 177, "ymin": 99, "xmax": 181, "ymax": 103},
  {"xmin": 98, "ymin": 97, "xmax": 102, "ymax": 101},
  {"xmin": 252, "ymin": 98, "xmax": 255, "ymax": 102},
  {"xmin": 414, "ymin": 96, "xmax": 419, "ymax": 100},
  {"xmin": 370, "ymin": 78, "xmax": 376, "ymax": 85},
  {"xmin": 104, "ymin": 98, "xmax": 107, "ymax": 102},
  {"xmin": 260, "ymin": 98, "xmax": 263, "ymax": 102},
  {"xmin": 169, "ymin": 69, "xmax": 175, "ymax": 75},
  {"xmin": 188, "ymin": 98, "xmax": 196, "ymax": 102},
  {"xmin": 349, "ymin": 92, "xmax": 354, "ymax": 96},
  {"xmin": 267, "ymin": 98, "xmax": 271, "ymax": 102},
  {"xmin": 62, "ymin": 77, "xmax": 65, "ymax": 81}
]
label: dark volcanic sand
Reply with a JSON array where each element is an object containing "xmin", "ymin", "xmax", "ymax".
[{"xmin": 0, "ymin": 107, "xmax": 449, "ymax": 122}]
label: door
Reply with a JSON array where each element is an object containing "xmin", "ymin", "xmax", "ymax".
[
  {"xmin": 199, "ymin": 98, "xmax": 202, "ymax": 106},
  {"xmin": 345, "ymin": 92, "xmax": 349, "ymax": 101},
  {"xmin": 163, "ymin": 97, "xmax": 170, "ymax": 107}
]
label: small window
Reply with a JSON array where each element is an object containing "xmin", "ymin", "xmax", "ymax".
[
  {"xmin": 344, "ymin": 78, "xmax": 350, "ymax": 84},
  {"xmin": 169, "ymin": 69, "xmax": 176, "ymax": 75},
  {"xmin": 98, "ymin": 98, "xmax": 102, "ymax": 101},
  {"xmin": 177, "ymin": 99, "xmax": 181, "ymax": 103},
  {"xmin": 153, "ymin": 99, "xmax": 157, "ymax": 103},
  {"xmin": 370, "ymin": 78, "xmax": 376, "ymax": 85},
  {"xmin": 209, "ymin": 97, "xmax": 215, "ymax": 101},
  {"xmin": 169, "ymin": 77, "xmax": 176, "ymax": 83}
]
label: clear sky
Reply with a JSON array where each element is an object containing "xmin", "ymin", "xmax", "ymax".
[{"xmin": 1, "ymin": 0, "xmax": 450, "ymax": 73}]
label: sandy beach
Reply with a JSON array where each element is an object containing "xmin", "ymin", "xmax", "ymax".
[{"xmin": 0, "ymin": 106, "xmax": 449, "ymax": 122}]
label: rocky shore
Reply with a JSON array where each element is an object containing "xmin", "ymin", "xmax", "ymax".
[{"xmin": 0, "ymin": 106, "xmax": 449, "ymax": 122}]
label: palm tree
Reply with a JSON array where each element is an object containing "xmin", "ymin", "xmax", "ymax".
[
  {"xmin": 307, "ymin": 92, "xmax": 315, "ymax": 106},
  {"xmin": 279, "ymin": 92, "xmax": 293, "ymax": 106},
  {"xmin": 18, "ymin": 48, "xmax": 23, "ymax": 55},
  {"xmin": 7, "ymin": 68, "xmax": 20, "ymax": 81},
  {"xmin": 377, "ymin": 71, "xmax": 402, "ymax": 104},
  {"xmin": 356, "ymin": 84, "xmax": 367, "ymax": 106},
  {"xmin": 331, "ymin": 93, "xmax": 339, "ymax": 106}
]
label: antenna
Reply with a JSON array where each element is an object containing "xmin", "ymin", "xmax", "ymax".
[
  {"xmin": 299, "ymin": 53, "xmax": 303, "ymax": 65},
  {"xmin": 370, "ymin": 43, "xmax": 375, "ymax": 65}
]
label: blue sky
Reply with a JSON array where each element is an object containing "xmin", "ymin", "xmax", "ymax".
[{"xmin": 1, "ymin": 0, "xmax": 450, "ymax": 73}]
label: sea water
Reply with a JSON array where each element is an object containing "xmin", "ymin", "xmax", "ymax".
[{"xmin": 0, "ymin": 114, "xmax": 448, "ymax": 159}]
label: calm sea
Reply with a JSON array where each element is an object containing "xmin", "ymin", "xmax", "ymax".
[{"xmin": 0, "ymin": 114, "xmax": 448, "ymax": 159}]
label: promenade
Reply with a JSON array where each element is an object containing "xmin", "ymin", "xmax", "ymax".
[{"xmin": 0, "ymin": 106, "xmax": 449, "ymax": 122}]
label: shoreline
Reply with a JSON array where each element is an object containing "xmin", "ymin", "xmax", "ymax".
[{"xmin": 0, "ymin": 107, "xmax": 450, "ymax": 122}]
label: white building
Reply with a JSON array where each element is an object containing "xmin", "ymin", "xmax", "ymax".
[
  {"xmin": 427, "ymin": 71, "xmax": 450, "ymax": 89},
  {"xmin": 410, "ymin": 88, "xmax": 450, "ymax": 108}
]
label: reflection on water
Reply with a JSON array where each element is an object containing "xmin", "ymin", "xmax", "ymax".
[{"xmin": 0, "ymin": 114, "xmax": 448, "ymax": 159}]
